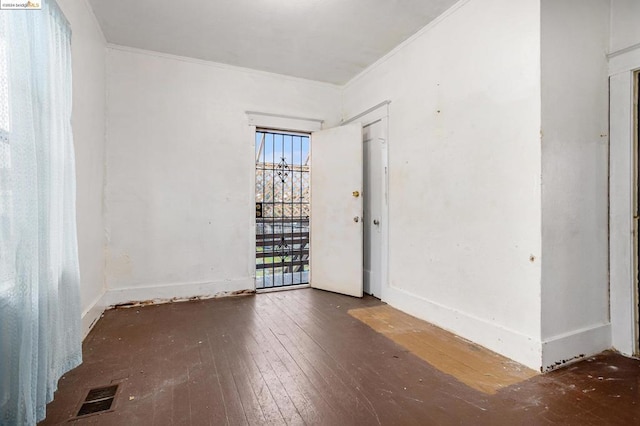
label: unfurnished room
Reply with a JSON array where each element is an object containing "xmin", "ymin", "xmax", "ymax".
[{"xmin": 2, "ymin": 0, "xmax": 640, "ymax": 424}]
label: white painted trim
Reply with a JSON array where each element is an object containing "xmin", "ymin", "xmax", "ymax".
[
  {"xmin": 383, "ymin": 285, "xmax": 542, "ymax": 370},
  {"xmin": 81, "ymin": 290, "xmax": 107, "ymax": 340},
  {"xmin": 103, "ymin": 278, "xmax": 254, "ymax": 307},
  {"xmin": 343, "ymin": 0, "xmax": 472, "ymax": 90},
  {"xmin": 248, "ymin": 124, "xmax": 258, "ymax": 290},
  {"xmin": 609, "ymin": 46, "xmax": 640, "ymax": 76},
  {"xmin": 610, "ymin": 70, "xmax": 638, "ymax": 355},
  {"xmin": 609, "ymin": 42, "xmax": 640, "ymax": 60},
  {"xmin": 341, "ymin": 100, "xmax": 390, "ymax": 126},
  {"xmin": 106, "ymin": 44, "xmax": 341, "ymax": 90},
  {"xmin": 379, "ymin": 122, "xmax": 389, "ymax": 306},
  {"xmin": 541, "ymin": 323, "xmax": 612, "ymax": 371},
  {"xmin": 246, "ymin": 111, "xmax": 323, "ymax": 133}
]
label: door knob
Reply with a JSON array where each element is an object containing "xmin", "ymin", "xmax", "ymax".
[
  {"xmin": 373, "ymin": 219, "xmax": 380, "ymax": 225},
  {"xmin": 353, "ymin": 216, "xmax": 360, "ymax": 223}
]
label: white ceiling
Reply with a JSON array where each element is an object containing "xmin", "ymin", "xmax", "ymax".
[{"xmin": 88, "ymin": 0, "xmax": 459, "ymax": 85}]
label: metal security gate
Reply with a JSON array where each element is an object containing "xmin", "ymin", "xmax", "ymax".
[{"xmin": 255, "ymin": 130, "xmax": 310, "ymax": 289}]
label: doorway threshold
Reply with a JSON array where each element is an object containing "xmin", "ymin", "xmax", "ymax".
[{"xmin": 256, "ymin": 283, "xmax": 310, "ymax": 294}]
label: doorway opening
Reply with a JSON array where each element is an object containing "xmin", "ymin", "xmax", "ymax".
[
  {"xmin": 255, "ymin": 129, "xmax": 311, "ymax": 290},
  {"xmin": 363, "ymin": 119, "xmax": 387, "ymax": 299}
]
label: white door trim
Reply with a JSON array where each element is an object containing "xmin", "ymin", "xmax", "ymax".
[
  {"xmin": 610, "ymin": 53, "xmax": 640, "ymax": 355},
  {"xmin": 341, "ymin": 100, "xmax": 390, "ymax": 126},
  {"xmin": 343, "ymin": 103, "xmax": 390, "ymax": 302},
  {"xmin": 247, "ymin": 111, "xmax": 323, "ymax": 133}
]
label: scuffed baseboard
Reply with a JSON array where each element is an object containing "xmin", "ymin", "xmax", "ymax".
[
  {"xmin": 81, "ymin": 291, "xmax": 107, "ymax": 340},
  {"xmin": 541, "ymin": 323, "xmax": 612, "ymax": 371},
  {"xmin": 103, "ymin": 278, "xmax": 255, "ymax": 309}
]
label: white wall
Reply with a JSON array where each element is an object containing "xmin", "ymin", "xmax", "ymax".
[
  {"xmin": 540, "ymin": 0, "xmax": 611, "ymax": 369},
  {"xmin": 56, "ymin": 0, "xmax": 107, "ymax": 337},
  {"xmin": 104, "ymin": 47, "xmax": 341, "ymax": 304},
  {"xmin": 610, "ymin": 0, "xmax": 640, "ymax": 54},
  {"xmin": 342, "ymin": 0, "xmax": 543, "ymax": 369}
]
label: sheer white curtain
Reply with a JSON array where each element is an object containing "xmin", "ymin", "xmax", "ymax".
[{"xmin": 0, "ymin": 1, "xmax": 82, "ymax": 424}]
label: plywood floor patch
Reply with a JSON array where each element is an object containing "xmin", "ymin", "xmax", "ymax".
[{"xmin": 348, "ymin": 304, "xmax": 537, "ymax": 394}]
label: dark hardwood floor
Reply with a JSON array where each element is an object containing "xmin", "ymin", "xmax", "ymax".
[{"xmin": 40, "ymin": 288, "xmax": 640, "ymax": 425}]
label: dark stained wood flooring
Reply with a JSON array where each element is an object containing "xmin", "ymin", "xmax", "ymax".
[{"xmin": 41, "ymin": 288, "xmax": 640, "ymax": 425}]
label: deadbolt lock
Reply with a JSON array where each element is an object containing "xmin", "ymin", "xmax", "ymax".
[
  {"xmin": 353, "ymin": 216, "xmax": 360, "ymax": 223},
  {"xmin": 373, "ymin": 219, "xmax": 380, "ymax": 225},
  {"xmin": 352, "ymin": 191, "xmax": 360, "ymax": 198}
]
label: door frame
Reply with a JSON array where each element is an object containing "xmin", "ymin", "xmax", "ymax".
[
  {"xmin": 342, "ymin": 101, "xmax": 390, "ymax": 302},
  {"xmin": 609, "ymin": 47, "xmax": 640, "ymax": 355},
  {"xmin": 246, "ymin": 111, "xmax": 323, "ymax": 291}
]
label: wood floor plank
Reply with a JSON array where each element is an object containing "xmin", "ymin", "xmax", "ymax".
[
  {"xmin": 254, "ymin": 294, "xmax": 385, "ymax": 423},
  {"xmin": 258, "ymin": 319, "xmax": 368, "ymax": 422},
  {"xmin": 250, "ymin": 297, "xmax": 356, "ymax": 425},
  {"xmin": 249, "ymin": 323, "xmax": 325, "ymax": 424},
  {"xmin": 205, "ymin": 330, "xmax": 250, "ymax": 425},
  {"xmin": 243, "ymin": 333, "xmax": 306, "ymax": 425},
  {"xmin": 186, "ymin": 343, "xmax": 227, "ymax": 426},
  {"xmin": 210, "ymin": 313, "xmax": 286, "ymax": 426}
]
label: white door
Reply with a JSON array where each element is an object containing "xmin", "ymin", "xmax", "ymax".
[
  {"xmin": 363, "ymin": 120, "xmax": 385, "ymax": 298},
  {"xmin": 310, "ymin": 123, "xmax": 363, "ymax": 297}
]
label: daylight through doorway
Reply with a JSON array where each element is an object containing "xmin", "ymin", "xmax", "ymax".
[{"xmin": 255, "ymin": 130, "xmax": 310, "ymax": 290}]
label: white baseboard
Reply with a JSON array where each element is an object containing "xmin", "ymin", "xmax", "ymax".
[
  {"xmin": 104, "ymin": 278, "xmax": 255, "ymax": 308},
  {"xmin": 541, "ymin": 323, "xmax": 612, "ymax": 371},
  {"xmin": 81, "ymin": 290, "xmax": 107, "ymax": 340},
  {"xmin": 382, "ymin": 285, "xmax": 542, "ymax": 370}
]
